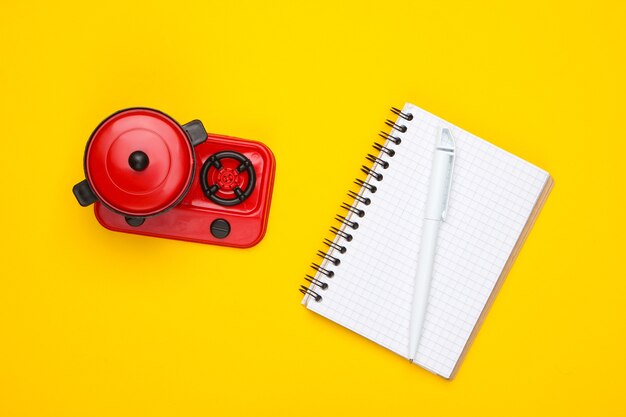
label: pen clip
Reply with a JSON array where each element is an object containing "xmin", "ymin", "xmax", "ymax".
[{"xmin": 439, "ymin": 128, "xmax": 456, "ymax": 222}]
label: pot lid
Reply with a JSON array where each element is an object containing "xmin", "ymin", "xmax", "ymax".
[{"xmin": 85, "ymin": 108, "xmax": 194, "ymax": 216}]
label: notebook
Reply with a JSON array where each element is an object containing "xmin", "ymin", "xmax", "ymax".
[{"xmin": 300, "ymin": 103, "xmax": 553, "ymax": 379}]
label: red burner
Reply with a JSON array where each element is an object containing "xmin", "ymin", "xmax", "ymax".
[
  {"xmin": 218, "ymin": 169, "xmax": 238, "ymax": 190},
  {"xmin": 73, "ymin": 108, "xmax": 276, "ymax": 248}
]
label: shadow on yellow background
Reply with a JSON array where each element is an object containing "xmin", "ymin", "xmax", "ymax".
[{"xmin": 0, "ymin": 1, "xmax": 624, "ymax": 416}]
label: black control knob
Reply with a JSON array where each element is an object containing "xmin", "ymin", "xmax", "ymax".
[
  {"xmin": 125, "ymin": 216, "xmax": 145, "ymax": 227},
  {"xmin": 210, "ymin": 218, "xmax": 231, "ymax": 239}
]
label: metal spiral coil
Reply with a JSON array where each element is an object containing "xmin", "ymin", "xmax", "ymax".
[
  {"xmin": 391, "ymin": 106, "xmax": 414, "ymax": 121},
  {"xmin": 305, "ymin": 274, "xmax": 329, "ymax": 290},
  {"xmin": 385, "ymin": 119, "xmax": 407, "ymax": 133},
  {"xmin": 354, "ymin": 178, "xmax": 377, "ymax": 193},
  {"xmin": 299, "ymin": 106, "xmax": 410, "ymax": 302},
  {"xmin": 317, "ymin": 250, "xmax": 341, "ymax": 266},
  {"xmin": 361, "ymin": 165, "xmax": 383, "ymax": 181},
  {"xmin": 347, "ymin": 190, "xmax": 371, "ymax": 205},
  {"xmin": 323, "ymin": 237, "xmax": 346, "ymax": 253},
  {"xmin": 341, "ymin": 202, "xmax": 365, "ymax": 217},
  {"xmin": 300, "ymin": 285, "xmax": 322, "ymax": 302},
  {"xmin": 366, "ymin": 153, "xmax": 390, "ymax": 169},
  {"xmin": 317, "ymin": 250, "xmax": 340, "ymax": 266},
  {"xmin": 379, "ymin": 131, "xmax": 401, "ymax": 145},
  {"xmin": 335, "ymin": 214, "xmax": 359, "ymax": 230},
  {"xmin": 330, "ymin": 226, "xmax": 352, "ymax": 241},
  {"xmin": 310, "ymin": 262, "xmax": 334, "ymax": 278},
  {"xmin": 372, "ymin": 141, "xmax": 395, "ymax": 157}
]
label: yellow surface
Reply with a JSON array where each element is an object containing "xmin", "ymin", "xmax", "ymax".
[{"xmin": 0, "ymin": 1, "xmax": 624, "ymax": 415}]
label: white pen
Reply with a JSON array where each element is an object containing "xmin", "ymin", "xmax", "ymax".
[{"xmin": 409, "ymin": 127, "xmax": 456, "ymax": 363}]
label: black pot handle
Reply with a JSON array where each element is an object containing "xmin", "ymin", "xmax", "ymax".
[
  {"xmin": 73, "ymin": 179, "xmax": 98, "ymax": 206},
  {"xmin": 182, "ymin": 120, "xmax": 208, "ymax": 147}
]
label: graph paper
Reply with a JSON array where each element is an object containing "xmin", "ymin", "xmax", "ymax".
[{"xmin": 303, "ymin": 103, "xmax": 550, "ymax": 378}]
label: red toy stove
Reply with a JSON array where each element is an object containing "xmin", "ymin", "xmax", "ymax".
[{"xmin": 72, "ymin": 108, "xmax": 275, "ymax": 248}]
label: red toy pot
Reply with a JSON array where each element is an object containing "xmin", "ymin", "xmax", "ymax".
[{"xmin": 72, "ymin": 108, "xmax": 208, "ymax": 225}]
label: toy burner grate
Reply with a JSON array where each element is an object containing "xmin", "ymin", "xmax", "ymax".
[{"xmin": 200, "ymin": 151, "xmax": 256, "ymax": 206}]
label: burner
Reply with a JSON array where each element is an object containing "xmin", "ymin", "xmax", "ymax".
[{"xmin": 200, "ymin": 150, "xmax": 256, "ymax": 206}]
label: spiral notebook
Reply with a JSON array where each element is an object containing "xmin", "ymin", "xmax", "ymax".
[{"xmin": 300, "ymin": 103, "xmax": 553, "ymax": 379}]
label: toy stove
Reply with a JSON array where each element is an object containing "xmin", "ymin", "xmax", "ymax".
[{"xmin": 73, "ymin": 108, "xmax": 275, "ymax": 248}]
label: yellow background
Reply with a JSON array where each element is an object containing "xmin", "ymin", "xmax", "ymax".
[{"xmin": 1, "ymin": 1, "xmax": 624, "ymax": 415}]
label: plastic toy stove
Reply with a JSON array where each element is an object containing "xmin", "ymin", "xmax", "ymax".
[{"xmin": 73, "ymin": 108, "xmax": 275, "ymax": 248}]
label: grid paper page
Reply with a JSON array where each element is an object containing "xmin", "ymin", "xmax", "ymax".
[{"xmin": 303, "ymin": 103, "xmax": 549, "ymax": 378}]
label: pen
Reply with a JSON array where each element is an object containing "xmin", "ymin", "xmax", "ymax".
[{"xmin": 409, "ymin": 127, "xmax": 456, "ymax": 362}]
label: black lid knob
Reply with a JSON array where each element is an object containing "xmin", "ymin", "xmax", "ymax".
[{"xmin": 128, "ymin": 151, "xmax": 149, "ymax": 171}]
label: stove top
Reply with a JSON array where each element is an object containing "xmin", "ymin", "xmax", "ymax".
[{"xmin": 94, "ymin": 133, "xmax": 275, "ymax": 248}]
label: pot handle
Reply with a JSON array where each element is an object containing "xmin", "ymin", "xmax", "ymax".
[
  {"xmin": 73, "ymin": 179, "xmax": 98, "ymax": 207},
  {"xmin": 182, "ymin": 120, "xmax": 208, "ymax": 147}
]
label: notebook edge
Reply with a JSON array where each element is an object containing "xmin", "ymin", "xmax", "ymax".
[{"xmin": 447, "ymin": 174, "xmax": 554, "ymax": 380}]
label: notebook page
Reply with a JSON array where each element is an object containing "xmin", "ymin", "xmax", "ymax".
[{"xmin": 304, "ymin": 103, "xmax": 549, "ymax": 378}]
